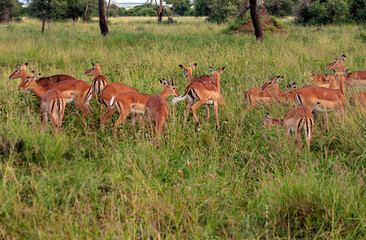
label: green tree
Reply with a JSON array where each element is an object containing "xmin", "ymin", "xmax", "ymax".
[{"xmin": 0, "ymin": 0, "xmax": 23, "ymax": 22}]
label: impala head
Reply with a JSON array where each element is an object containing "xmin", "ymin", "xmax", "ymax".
[
  {"xmin": 159, "ymin": 78, "xmax": 179, "ymax": 97},
  {"xmin": 209, "ymin": 66, "xmax": 225, "ymax": 83},
  {"xmin": 179, "ymin": 63, "xmax": 197, "ymax": 78},
  {"xmin": 9, "ymin": 63, "xmax": 28, "ymax": 80},
  {"xmin": 84, "ymin": 62, "xmax": 101, "ymax": 76},
  {"xmin": 18, "ymin": 73, "xmax": 41, "ymax": 91},
  {"xmin": 263, "ymin": 113, "xmax": 283, "ymax": 129},
  {"xmin": 334, "ymin": 69, "xmax": 349, "ymax": 80},
  {"xmin": 327, "ymin": 55, "xmax": 346, "ymax": 70},
  {"xmin": 261, "ymin": 76, "xmax": 283, "ymax": 91}
]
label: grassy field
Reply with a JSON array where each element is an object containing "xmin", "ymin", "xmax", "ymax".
[{"xmin": 0, "ymin": 16, "xmax": 366, "ymax": 238}]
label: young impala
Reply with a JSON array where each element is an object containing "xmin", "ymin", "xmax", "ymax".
[
  {"xmin": 263, "ymin": 106, "xmax": 315, "ymax": 152},
  {"xmin": 18, "ymin": 74, "xmax": 93, "ymax": 116},
  {"xmin": 40, "ymin": 88, "xmax": 66, "ymax": 133},
  {"xmin": 145, "ymin": 80, "xmax": 178, "ymax": 137},
  {"xmin": 179, "ymin": 63, "xmax": 212, "ymax": 120},
  {"xmin": 109, "ymin": 79, "xmax": 179, "ymax": 137},
  {"xmin": 327, "ymin": 55, "xmax": 366, "ymax": 87},
  {"xmin": 84, "ymin": 62, "xmax": 108, "ymax": 98},
  {"xmin": 173, "ymin": 66, "xmax": 225, "ymax": 131},
  {"xmin": 9, "ymin": 63, "xmax": 75, "ymax": 87}
]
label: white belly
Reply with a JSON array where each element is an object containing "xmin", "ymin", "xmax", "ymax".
[
  {"xmin": 131, "ymin": 109, "xmax": 145, "ymax": 115},
  {"xmin": 206, "ymin": 100, "xmax": 214, "ymax": 105},
  {"xmin": 66, "ymin": 98, "xmax": 74, "ymax": 104}
]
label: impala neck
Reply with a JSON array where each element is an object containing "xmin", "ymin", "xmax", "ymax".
[
  {"xmin": 19, "ymin": 70, "xmax": 28, "ymax": 81},
  {"xmin": 328, "ymin": 76, "xmax": 337, "ymax": 89},
  {"xmin": 339, "ymin": 74, "xmax": 346, "ymax": 96},
  {"xmin": 338, "ymin": 62, "xmax": 345, "ymax": 72},
  {"xmin": 28, "ymin": 83, "xmax": 48, "ymax": 98},
  {"xmin": 270, "ymin": 118, "xmax": 284, "ymax": 127},
  {"xmin": 271, "ymin": 84, "xmax": 295, "ymax": 103},
  {"xmin": 187, "ymin": 69, "xmax": 193, "ymax": 84},
  {"xmin": 159, "ymin": 88, "xmax": 171, "ymax": 100},
  {"xmin": 95, "ymin": 68, "xmax": 102, "ymax": 76},
  {"xmin": 212, "ymin": 73, "xmax": 220, "ymax": 92}
]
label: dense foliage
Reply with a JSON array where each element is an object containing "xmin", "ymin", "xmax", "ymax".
[{"xmin": 0, "ymin": 0, "xmax": 23, "ymax": 22}]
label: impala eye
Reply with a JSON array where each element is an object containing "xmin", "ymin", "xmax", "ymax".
[
  {"xmin": 173, "ymin": 87, "xmax": 176, "ymax": 90},
  {"xmin": 268, "ymin": 82, "xmax": 272, "ymax": 85}
]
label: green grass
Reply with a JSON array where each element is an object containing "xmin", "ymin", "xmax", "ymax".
[{"xmin": 0, "ymin": 16, "xmax": 366, "ymax": 239}]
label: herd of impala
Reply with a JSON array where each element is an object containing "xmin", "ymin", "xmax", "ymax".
[{"xmin": 8, "ymin": 55, "xmax": 366, "ymax": 150}]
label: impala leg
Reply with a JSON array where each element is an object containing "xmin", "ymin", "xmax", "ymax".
[
  {"xmin": 214, "ymin": 101, "xmax": 219, "ymax": 129},
  {"xmin": 50, "ymin": 113, "xmax": 58, "ymax": 134},
  {"xmin": 183, "ymin": 99, "xmax": 192, "ymax": 127},
  {"xmin": 100, "ymin": 107, "xmax": 115, "ymax": 129},
  {"xmin": 191, "ymin": 100, "xmax": 206, "ymax": 131},
  {"xmin": 206, "ymin": 105, "xmax": 210, "ymax": 121},
  {"xmin": 113, "ymin": 111, "xmax": 129, "ymax": 138},
  {"xmin": 294, "ymin": 129, "xmax": 303, "ymax": 151},
  {"xmin": 74, "ymin": 99, "xmax": 88, "ymax": 117},
  {"xmin": 41, "ymin": 112, "xmax": 48, "ymax": 132}
]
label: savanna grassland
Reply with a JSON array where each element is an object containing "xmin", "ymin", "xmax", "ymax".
[{"xmin": 0, "ymin": 16, "xmax": 366, "ymax": 239}]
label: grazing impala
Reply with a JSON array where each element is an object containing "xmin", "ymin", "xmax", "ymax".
[
  {"xmin": 109, "ymin": 79, "xmax": 179, "ymax": 137},
  {"xmin": 263, "ymin": 106, "xmax": 315, "ymax": 151},
  {"xmin": 179, "ymin": 63, "xmax": 212, "ymax": 119},
  {"xmin": 9, "ymin": 63, "xmax": 75, "ymax": 87},
  {"xmin": 327, "ymin": 55, "xmax": 366, "ymax": 87},
  {"xmin": 173, "ymin": 67, "xmax": 225, "ymax": 130},
  {"xmin": 84, "ymin": 62, "xmax": 108, "ymax": 98},
  {"xmin": 40, "ymin": 88, "xmax": 66, "ymax": 133},
  {"xmin": 98, "ymin": 82, "xmax": 139, "ymax": 128},
  {"xmin": 18, "ymin": 74, "xmax": 93, "ymax": 116},
  {"xmin": 145, "ymin": 80, "xmax": 178, "ymax": 137}
]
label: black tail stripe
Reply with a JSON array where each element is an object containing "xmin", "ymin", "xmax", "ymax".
[
  {"xmin": 297, "ymin": 119, "xmax": 303, "ymax": 131},
  {"xmin": 84, "ymin": 88, "xmax": 92, "ymax": 104},
  {"xmin": 51, "ymin": 100, "xmax": 56, "ymax": 113}
]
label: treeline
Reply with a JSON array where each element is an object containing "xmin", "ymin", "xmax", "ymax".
[{"xmin": 1, "ymin": 0, "xmax": 365, "ymax": 25}]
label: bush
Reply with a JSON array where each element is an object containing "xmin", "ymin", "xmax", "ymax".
[{"xmin": 265, "ymin": 0, "xmax": 296, "ymax": 17}]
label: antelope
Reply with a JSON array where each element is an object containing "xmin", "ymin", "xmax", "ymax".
[
  {"xmin": 9, "ymin": 63, "xmax": 75, "ymax": 87},
  {"xmin": 98, "ymin": 82, "xmax": 139, "ymax": 128},
  {"xmin": 179, "ymin": 63, "xmax": 212, "ymax": 120},
  {"xmin": 244, "ymin": 76, "xmax": 290, "ymax": 110},
  {"xmin": 327, "ymin": 55, "xmax": 366, "ymax": 87},
  {"xmin": 263, "ymin": 106, "xmax": 314, "ymax": 151},
  {"xmin": 40, "ymin": 88, "xmax": 66, "ymax": 133},
  {"xmin": 350, "ymin": 92, "xmax": 366, "ymax": 108},
  {"xmin": 84, "ymin": 62, "xmax": 108, "ymax": 98},
  {"xmin": 173, "ymin": 67, "xmax": 225, "ymax": 131},
  {"xmin": 145, "ymin": 80, "xmax": 178, "ymax": 137},
  {"xmin": 18, "ymin": 74, "xmax": 93, "ymax": 116},
  {"xmin": 109, "ymin": 79, "xmax": 179, "ymax": 137},
  {"xmin": 258, "ymin": 76, "xmax": 298, "ymax": 105}
]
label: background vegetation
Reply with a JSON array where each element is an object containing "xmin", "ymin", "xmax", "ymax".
[{"xmin": 0, "ymin": 16, "xmax": 366, "ymax": 238}]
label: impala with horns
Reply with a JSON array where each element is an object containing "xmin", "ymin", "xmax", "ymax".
[
  {"xmin": 18, "ymin": 74, "xmax": 93, "ymax": 116},
  {"xmin": 179, "ymin": 63, "xmax": 213, "ymax": 120},
  {"xmin": 263, "ymin": 106, "xmax": 315, "ymax": 152},
  {"xmin": 327, "ymin": 54, "xmax": 366, "ymax": 87},
  {"xmin": 173, "ymin": 66, "xmax": 225, "ymax": 131},
  {"xmin": 98, "ymin": 82, "xmax": 139, "ymax": 128},
  {"xmin": 84, "ymin": 62, "xmax": 108, "ymax": 98},
  {"xmin": 109, "ymin": 79, "xmax": 179, "ymax": 137},
  {"xmin": 40, "ymin": 88, "xmax": 66, "ymax": 133},
  {"xmin": 9, "ymin": 63, "xmax": 76, "ymax": 87}
]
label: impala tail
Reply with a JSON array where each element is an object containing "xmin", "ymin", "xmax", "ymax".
[{"xmin": 172, "ymin": 90, "xmax": 189, "ymax": 105}]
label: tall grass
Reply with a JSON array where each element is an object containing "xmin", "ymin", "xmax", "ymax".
[{"xmin": 0, "ymin": 16, "xmax": 365, "ymax": 238}]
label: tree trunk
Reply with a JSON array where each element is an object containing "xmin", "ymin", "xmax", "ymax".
[
  {"xmin": 98, "ymin": 0, "xmax": 109, "ymax": 36},
  {"xmin": 41, "ymin": 0, "xmax": 51, "ymax": 34},
  {"xmin": 0, "ymin": 0, "xmax": 11, "ymax": 22},
  {"xmin": 106, "ymin": 0, "xmax": 111, "ymax": 22},
  {"xmin": 237, "ymin": 0, "xmax": 250, "ymax": 19},
  {"xmin": 249, "ymin": 0, "xmax": 263, "ymax": 41},
  {"xmin": 154, "ymin": 0, "xmax": 163, "ymax": 22},
  {"xmin": 83, "ymin": 1, "xmax": 90, "ymax": 22},
  {"xmin": 163, "ymin": 6, "xmax": 173, "ymax": 24}
]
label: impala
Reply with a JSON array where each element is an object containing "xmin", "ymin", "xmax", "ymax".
[
  {"xmin": 179, "ymin": 63, "xmax": 212, "ymax": 120},
  {"xmin": 40, "ymin": 88, "xmax": 66, "ymax": 133},
  {"xmin": 327, "ymin": 55, "xmax": 366, "ymax": 87},
  {"xmin": 145, "ymin": 80, "xmax": 179, "ymax": 137},
  {"xmin": 173, "ymin": 66, "xmax": 225, "ymax": 130},
  {"xmin": 98, "ymin": 82, "xmax": 139, "ymax": 128},
  {"xmin": 18, "ymin": 74, "xmax": 93, "ymax": 116},
  {"xmin": 84, "ymin": 62, "xmax": 108, "ymax": 98},
  {"xmin": 350, "ymin": 92, "xmax": 366, "ymax": 108},
  {"xmin": 259, "ymin": 76, "xmax": 298, "ymax": 105},
  {"xmin": 9, "ymin": 63, "xmax": 75, "ymax": 87},
  {"xmin": 263, "ymin": 106, "xmax": 315, "ymax": 151},
  {"xmin": 109, "ymin": 79, "xmax": 179, "ymax": 137}
]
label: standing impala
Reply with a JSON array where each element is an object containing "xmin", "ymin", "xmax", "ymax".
[
  {"xmin": 327, "ymin": 55, "xmax": 366, "ymax": 87},
  {"xmin": 98, "ymin": 82, "xmax": 139, "ymax": 128},
  {"xmin": 173, "ymin": 67, "xmax": 225, "ymax": 130},
  {"xmin": 179, "ymin": 63, "xmax": 212, "ymax": 120},
  {"xmin": 84, "ymin": 62, "xmax": 108, "ymax": 98},
  {"xmin": 109, "ymin": 79, "xmax": 179, "ymax": 137},
  {"xmin": 9, "ymin": 63, "xmax": 75, "ymax": 87},
  {"xmin": 263, "ymin": 106, "xmax": 315, "ymax": 152},
  {"xmin": 309, "ymin": 55, "xmax": 345, "ymax": 88},
  {"xmin": 18, "ymin": 74, "xmax": 93, "ymax": 116},
  {"xmin": 40, "ymin": 88, "xmax": 66, "ymax": 133}
]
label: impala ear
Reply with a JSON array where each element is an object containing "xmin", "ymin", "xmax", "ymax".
[
  {"xmin": 345, "ymin": 69, "xmax": 350, "ymax": 74},
  {"xmin": 161, "ymin": 78, "xmax": 168, "ymax": 86},
  {"xmin": 179, "ymin": 64, "xmax": 184, "ymax": 69},
  {"xmin": 331, "ymin": 69, "xmax": 335, "ymax": 74},
  {"xmin": 209, "ymin": 67, "xmax": 213, "ymax": 74},
  {"xmin": 92, "ymin": 62, "xmax": 94, "ymax": 66},
  {"xmin": 341, "ymin": 55, "xmax": 346, "ymax": 61},
  {"xmin": 17, "ymin": 65, "xmax": 21, "ymax": 69},
  {"xmin": 219, "ymin": 66, "xmax": 226, "ymax": 74},
  {"xmin": 276, "ymin": 76, "xmax": 283, "ymax": 82},
  {"xmin": 264, "ymin": 113, "xmax": 270, "ymax": 120},
  {"xmin": 171, "ymin": 79, "xmax": 174, "ymax": 86},
  {"xmin": 324, "ymin": 73, "xmax": 327, "ymax": 77},
  {"xmin": 192, "ymin": 63, "xmax": 197, "ymax": 69},
  {"xmin": 25, "ymin": 63, "xmax": 28, "ymax": 67}
]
